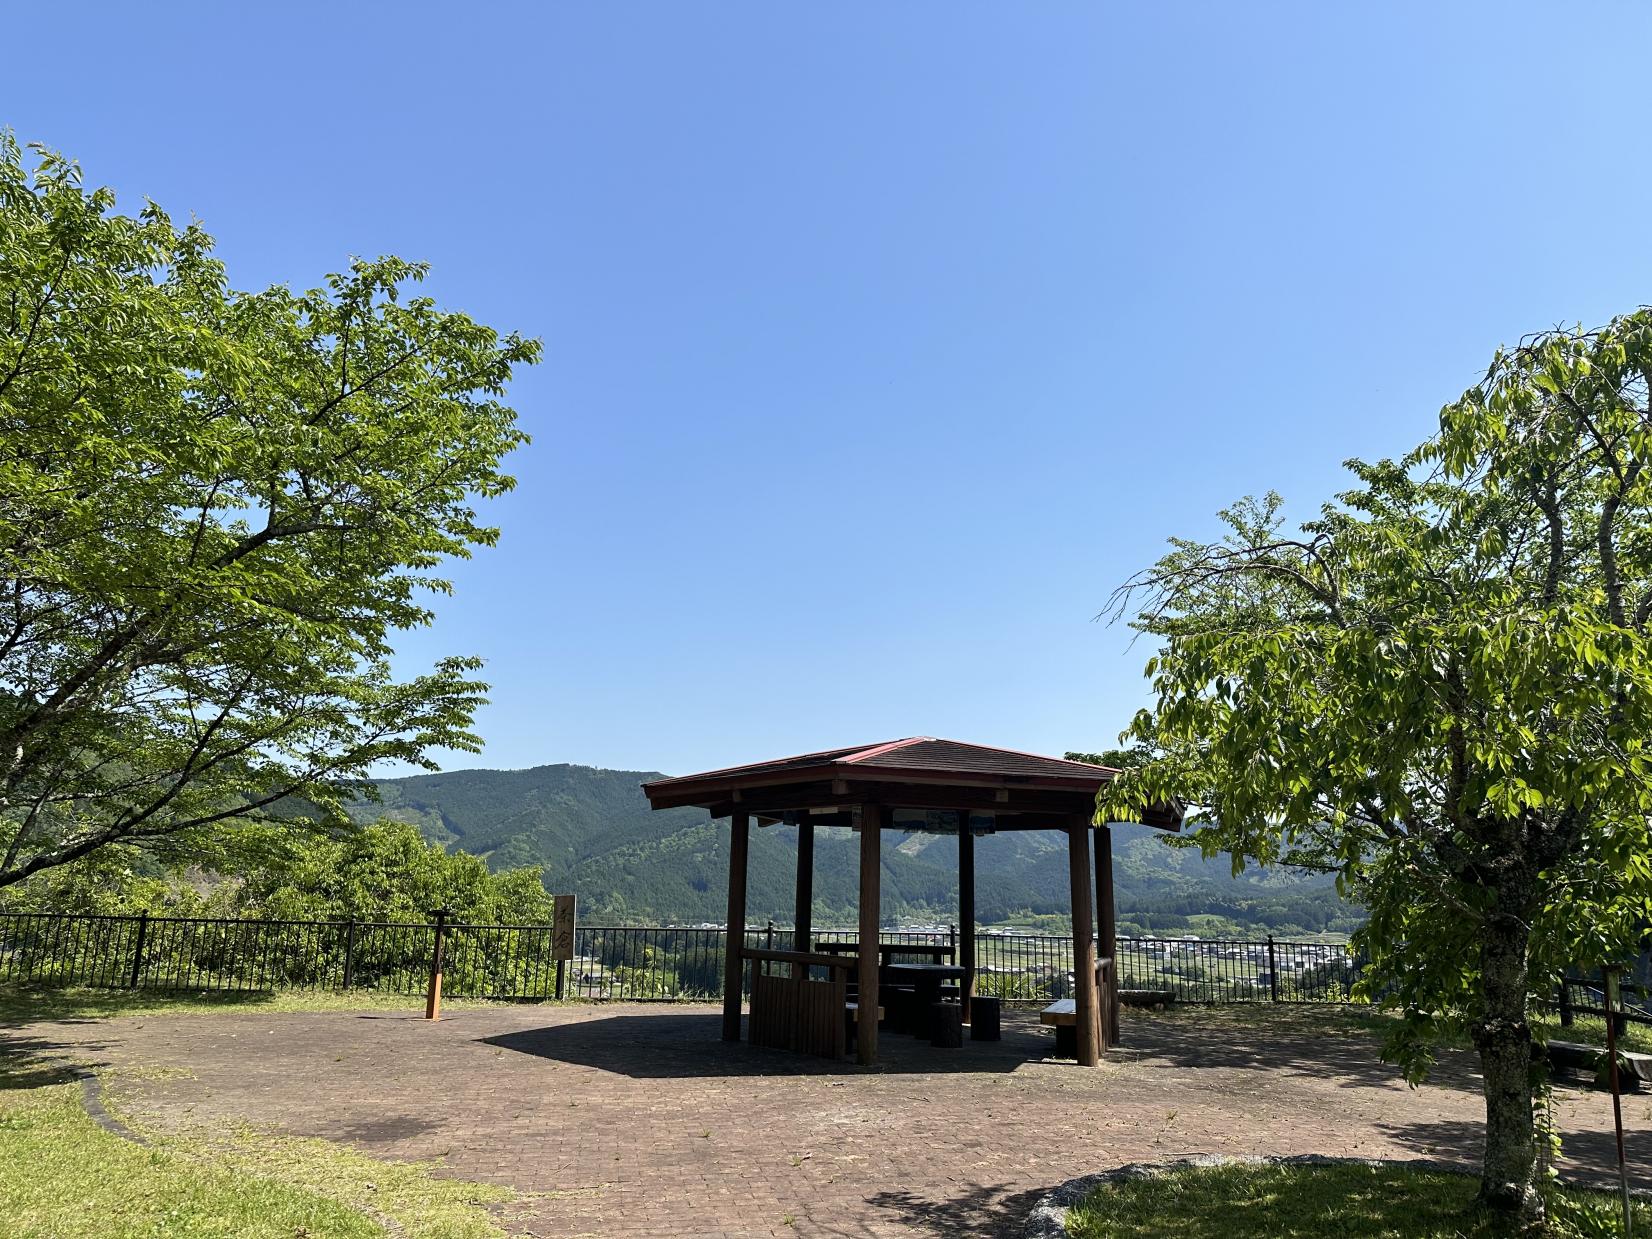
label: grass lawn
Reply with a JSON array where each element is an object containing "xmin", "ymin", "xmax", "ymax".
[
  {"xmin": 1129, "ymin": 999, "xmax": 1652, "ymax": 1057},
  {"xmin": 0, "ymin": 1053, "xmax": 515, "ymax": 1238},
  {"xmin": 1533, "ymin": 1013, "xmax": 1652, "ymax": 1057},
  {"xmin": 1128, "ymin": 1001, "xmax": 1397, "ymax": 1038},
  {"xmin": 1063, "ymin": 1161, "xmax": 1651, "ymax": 1239},
  {"xmin": 0, "ymin": 983, "xmax": 536, "ymax": 1025}
]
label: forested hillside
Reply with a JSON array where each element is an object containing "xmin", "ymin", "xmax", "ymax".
[{"xmin": 357, "ymin": 764, "xmax": 1363, "ymax": 936}]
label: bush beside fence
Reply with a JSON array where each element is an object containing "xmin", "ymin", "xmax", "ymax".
[{"xmin": 0, "ymin": 909, "xmax": 1379, "ymax": 1006}]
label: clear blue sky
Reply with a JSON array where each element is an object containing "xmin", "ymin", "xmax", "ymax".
[{"xmin": 8, "ymin": 4, "xmax": 1651, "ymax": 777}]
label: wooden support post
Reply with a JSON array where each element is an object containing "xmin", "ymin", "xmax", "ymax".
[
  {"xmin": 1066, "ymin": 823, "xmax": 1101, "ymax": 1066},
  {"xmin": 425, "ymin": 907, "xmax": 449, "ymax": 1021},
  {"xmin": 795, "ymin": 820, "xmax": 815, "ymax": 965},
  {"xmin": 1094, "ymin": 823, "xmax": 1118, "ymax": 1046},
  {"xmin": 959, "ymin": 820, "xmax": 976, "ymax": 1024},
  {"xmin": 857, "ymin": 803, "xmax": 882, "ymax": 1066},
  {"xmin": 722, "ymin": 809, "xmax": 750, "ymax": 1042}
]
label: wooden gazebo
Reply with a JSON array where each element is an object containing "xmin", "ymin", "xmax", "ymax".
[{"xmin": 641, "ymin": 738, "xmax": 1181, "ymax": 1066}]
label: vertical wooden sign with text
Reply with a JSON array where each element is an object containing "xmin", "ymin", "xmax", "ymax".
[
  {"xmin": 552, "ymin": 894, "xmax": 576, "ymax": 1001},
  {"xmin": 553, "ymin": 894, "xmax": 577, "ymax": 960}
]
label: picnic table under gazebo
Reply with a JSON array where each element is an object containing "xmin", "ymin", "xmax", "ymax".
[{"xmin": 641, "ymin": 738, "xmax": 1181, "ymax": 1066}]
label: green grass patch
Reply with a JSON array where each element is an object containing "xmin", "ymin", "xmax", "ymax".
[
  {"xmin": 1131, "ymin": 999, "xmax": 1652, "ymax": 1059},
  {"xmin": 0, "ymin": 1053, "xmax": 514, "ymax": 1237},
  {"xmin": 1534, "ymin": 1013, "xmax": 1652, "ymax": 1056},
  {"xmin": 1128, "ymin": 1000, "xmax": 1399, "ymax": 1043},
  {"xmin": 0, "ymin": 984, "xmax": 546, "ymax": 1025},
  {"xmin": 1064, "ymin": 1161, "xmax": 1650, "ymax": 1239}
]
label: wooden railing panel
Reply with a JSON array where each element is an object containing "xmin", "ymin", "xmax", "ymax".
[
  {"xmin": 749, "ymin": 964, "xmax": 847, "ymax": 1059},
  {"xmin": 1099, "ymin": 956, "xmax": 1119, "ymax": 1048}
]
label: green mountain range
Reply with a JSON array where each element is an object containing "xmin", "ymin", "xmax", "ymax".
[{"xmin": 353, "ymin": 763, "xmax": 1363, "ymax": 937}]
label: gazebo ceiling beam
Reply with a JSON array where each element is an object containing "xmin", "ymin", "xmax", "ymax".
[
  {"xmin": 749, "ymin": 808, "xmax": 1083, "ymax": 832},
  {"xmin": 644, "ymin": 770, "xmax": 1115, "ymax": 812},
  {"xmin": 699, "ymin": 782, "xmax": 1098, "ymax": 819}
]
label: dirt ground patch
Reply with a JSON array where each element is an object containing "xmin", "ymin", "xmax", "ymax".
[{"xmin": 5, "ymin": 1002, "xmax": 1646, "ymax": 1238}]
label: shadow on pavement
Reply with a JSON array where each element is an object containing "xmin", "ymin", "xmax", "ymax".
[
  {"xmin": 1377, "ymin": 1115, "xmax": 1652, "ymax": 1192},
  {"xmin": 862, "ymin": 1182, "xmax": 1049, "ymax": 1239},
  {"xmin": 1122, "ymin": 1007, "xmax": 1480, "ymax": 1094},
  {"xmin": 482, "ymin": 1010, "xmax": 1064, "ymax": 1078},
  {"xmin": 0, "ymin": 1032, "xmax": 112, "ymax": 1088}
]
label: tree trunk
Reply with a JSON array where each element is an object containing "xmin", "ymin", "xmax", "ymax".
[{"xmin": 1474, "ymin": 908, "xmax": 1544, "ymax": 1231}]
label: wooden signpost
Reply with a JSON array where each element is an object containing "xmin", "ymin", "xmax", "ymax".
[
  {"xmin": 553, "ymin": 894, "xmax": 577, "ymax": 1000},
  {"xmin": 425, "ymin": 907, "xmax": 449, "ymax": 1020}
]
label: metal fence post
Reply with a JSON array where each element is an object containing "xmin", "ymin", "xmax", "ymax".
[
  {"xmin": 425, "ymin": 908, "xmax": 449, "ymax": 1020},
  {"xmin": 1558, "ymin": 976, "xmax": 1574, "ymax": 1027},
  {"xmin": 765, "ymin": 919, "xmax": 774, "ymax": 950},
  {"xmin": 341, "ymin": 918, "xmax": 358, "ymax": 991},
  {"xmin": 128, "ymin": 911, "xmax": 150, "ymax": 989},
  {"xmin": 1604, "ymin": 968, "xmax": 1632, "ymax": 1236},
  {"xmin": 1267, "ymin": 935, "xmax": 1280, "ymax": 1003}
]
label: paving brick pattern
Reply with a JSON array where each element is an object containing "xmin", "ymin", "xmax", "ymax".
[{"xmin": 8, "ymin": 1003, "xmax": 1649, "ymax": 1238}]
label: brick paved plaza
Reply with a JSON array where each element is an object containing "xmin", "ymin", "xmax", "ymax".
[{"xmin": 7, "ymin": 1003, "xmax": 1648, "ymax": 1238}]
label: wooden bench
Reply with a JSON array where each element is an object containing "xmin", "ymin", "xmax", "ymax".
[
  {"xmin": 844, "ymin": 1001, "xmax": 886, "ymax": 1049},
  {"xmin": 1042, "ymin": 960, "xmax": 1124, "ymax": 1055},
  {"xmin": 1041, "ymin": 998, "xmax": 1079, "ymax": 1058},
  {"xmin": 1547, "ymin": 1039, "xmax": 1651, "ymax": 1090}
]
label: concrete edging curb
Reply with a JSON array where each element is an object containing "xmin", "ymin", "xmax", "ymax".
[{"xmin": 74, "ymin": 1066, "xmax": 149, "ymax": 1146}]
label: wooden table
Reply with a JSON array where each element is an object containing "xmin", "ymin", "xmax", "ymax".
[
  {"xmin": 884, "ymin": 962, "xmax": 967, "ymax": 1039},
  {"xmin": 815, "ymin": 942, "xmax": 956, "ymax": 963}
]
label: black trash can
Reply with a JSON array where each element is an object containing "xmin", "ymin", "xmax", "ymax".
[
  {"xmin": 970, "ymin": 995, "xmax": 1002, "ymax": 1041},
  {"xmin": 930, "ymin": 1000, "xmax": 964, "ymax": 1048}
]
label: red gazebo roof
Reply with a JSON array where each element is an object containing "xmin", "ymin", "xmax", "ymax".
[{"xmin": 641, "ymin": 737, "xmax": 1180, "ymax": 829}]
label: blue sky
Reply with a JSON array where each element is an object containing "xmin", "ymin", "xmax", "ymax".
[{"xmin": 8, "ymin": 4, "xmax": 1652, "ymax": 776}]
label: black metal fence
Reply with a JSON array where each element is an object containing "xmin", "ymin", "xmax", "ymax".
[
  {"xmin": 0, "ymin": 909, "xmax": 1377, "ymax": 1006},
  {"xmin": 1559, "ymin": 974, "xmax": 1652, "ymax": 1030}
]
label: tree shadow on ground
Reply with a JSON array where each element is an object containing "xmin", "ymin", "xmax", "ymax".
[
  {"xmin": 481, "ymin": 1010, "xmax": 1071, "ymax": 1079},
  {"xmin": 0, "ymin": 1032, "xmax": 112, "ymax": 1089},
  {"xmin": 0, "ymin": 985, "xmax": 283, "ymax": 1026},
  {"xmin": 1376, "ymin": 1116, "xmax": 1652, "ymax": 1191},
  {"xmin": 1121, "ymin": 1006, "xmax": 1482, "ymax": 1094},
  {"xmin": 859, "ymin": 1182, "xmax": 1049, "ymax": 1239}
]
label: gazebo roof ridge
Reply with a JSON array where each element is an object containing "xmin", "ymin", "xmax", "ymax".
[{"xmin": 640, "ymin": 735, "xmax": 1127, "ymax": 790}]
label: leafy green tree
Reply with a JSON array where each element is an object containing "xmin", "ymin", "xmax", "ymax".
[
  {"xmin": 0, "ymin": 819, "xmax": 553, "ymax": 926},
  {"xmin": 0, "ymin": 136, "xmax": 538, "ymax": 887},
  {"xmin": 239, "ymin": 819, "xmax": 554, "ymax": 924},
  {"xmin": 1065, "ymin": 746, "xmax": 1150, "ymax": 770},
  {"xmin": 0, "ymin": 841, "xmax": 238, "ymax": 916},
  {"xmin": 1099, "ymin": 311, "xmax": 1652, "ymax": 1229}
]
